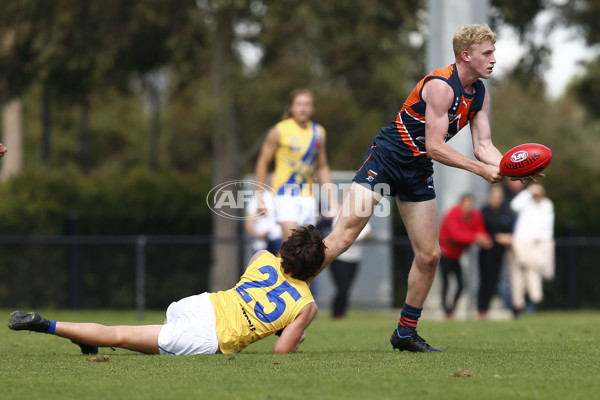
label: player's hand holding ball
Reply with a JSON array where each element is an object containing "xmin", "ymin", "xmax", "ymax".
[{"xmin": 500, "ymin": 143, "xmax": 552, "ymax": 182}]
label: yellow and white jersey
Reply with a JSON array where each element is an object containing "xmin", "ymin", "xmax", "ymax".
[
  {"xmin": 271, "ymin": 118, "xmax": 325, "ymax": 197},
  {"xmin": 209, "ymin": 252, "xmax": 314, "ymax": 354}
]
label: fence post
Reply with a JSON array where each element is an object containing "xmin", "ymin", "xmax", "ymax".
[
  {"xmin": 67, "ymin": 211, "xmax": 81, "ymax": 309},
  {"xmin": 136, "ymin": 235, "xmax": 147, "ymax": 321},
  {"xmin": 567, "ymin": 223, "xmax": 578, "ymax": 309}
]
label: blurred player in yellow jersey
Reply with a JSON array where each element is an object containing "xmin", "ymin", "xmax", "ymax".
[
  {"xmin": 8, "ymin": 226, "xmax": 325, "ymax": 355},
  {"xmin": 254, "ymin": 89, "xmax": 336, "ymax": 243}
]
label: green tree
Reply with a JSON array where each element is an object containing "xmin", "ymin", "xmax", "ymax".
[
  {"xmin": 239, "ymin": 0, "xmax": 424, "ymax": 171},
  {"xmin": 558, "ymin": 0, "xmax": 600, "ymax": 46},
  {"xmin": 491, "ymin": 77, "xmax": 600, "ymax": 234},
  {"xmin": 558, "ymin": 0, "xmax": 600, "ymax": 119},
  {"xmin": 567, "ymin": 60, "xmax": 600, "ymax": 119},
  {"xmin": 489, "ymin": 0, "xmax": 550, "ymax": 88},
  {"xmin": 202, "ymin": 0, "xmax": 259, "ymax": 290},
  {"xmin": 0, "ymin": 0, "xmax": 196, "ymax": 170}
]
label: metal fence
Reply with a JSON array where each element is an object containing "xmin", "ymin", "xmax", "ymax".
[
  {"xmin": 0, "ymin": 235, "xmax": 218, "ymax": 319},
  {"xmin": 0, "ymin": 235, "xmax": 598, "ymax": 319}
]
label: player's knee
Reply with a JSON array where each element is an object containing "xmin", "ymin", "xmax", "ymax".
[
  {"xmin": 416, "ymin": 247, "xmax": 441, "ymax": 269},
  {"xmin": 111, "ymin": 327, "xmax": 133, "ymax": 347},
  {"xmin": 111, "ymin": 331, "xmax": 126, "ymax": 347}
]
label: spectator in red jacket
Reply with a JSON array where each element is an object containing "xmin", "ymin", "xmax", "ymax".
[{"xmin": 439, "ymin": 193, "xmax": 492, "ymax": 319}]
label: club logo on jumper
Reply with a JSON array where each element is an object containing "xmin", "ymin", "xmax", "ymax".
[
  {"xmin": 511, "ymin": 151, "xmax": 529, "ymax": 163},
  {"xmin": 290, "ymin": 135, "xmax": 301, "ymax": 152},
  {"xmin": 366, "ymin": 169, "xmax": 378, "ymax": 182},
  {"xmin": 207, "ymin": 180, "xmax": 274, "ymax": 220}
]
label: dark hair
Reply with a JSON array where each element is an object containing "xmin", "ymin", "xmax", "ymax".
[{"xmin": 279, "ymin": 225, "xmax": 325, "ymax": 281}]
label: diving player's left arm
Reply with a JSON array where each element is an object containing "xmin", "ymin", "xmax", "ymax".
[
  {"xmin": 470, "ymin": 89, "xmax": 504, "ymax": 168},
  {"xmin": 315, "ymin": 133, "xmax": 337, "ymax": 218},
  {"xmin": 273, "ymin": 302, "xmax": 318, "ymax": 354}
]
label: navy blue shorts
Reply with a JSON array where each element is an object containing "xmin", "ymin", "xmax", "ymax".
[{"xmin": 353, "ymin": 140, "xmax": 436, "ymax": 202}]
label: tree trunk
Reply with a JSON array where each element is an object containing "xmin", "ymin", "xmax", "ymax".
[
  {"xmin": 41, "ymin": 82, "xmax": 51, "ymax": 163},
  {"xmin": 208, "ymin": 8, "xmax": 241, "ymax": 291},
  {"xmin": 79, "ymin": 99, "xmax": 90, "ymax": 175},
  {"xmin": 1, "ymin": 98, "xmax": 24, "ymax": 181}
]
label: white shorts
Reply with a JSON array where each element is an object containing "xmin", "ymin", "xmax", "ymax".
[
  {"xmin": 157, "ymin": 293, "xmax": 220, "ymax": 355},
  {"xmin": 274, "ymin": 195, "xmax": 317, "ymax": 226}
]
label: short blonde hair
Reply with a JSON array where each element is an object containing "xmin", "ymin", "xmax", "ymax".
[{"xmin": 453, "ymin": 24, "xmax": 496, "ymax": 60}]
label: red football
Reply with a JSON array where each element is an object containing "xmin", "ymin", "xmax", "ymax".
[{"xmin": 500, "ymin": 143, "xmax": 552, "ymax": 177}]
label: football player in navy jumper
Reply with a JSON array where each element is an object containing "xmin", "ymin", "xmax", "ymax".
[{"xmin": 316, "ymin": 24, "xmax": 510, "ymax": 352}]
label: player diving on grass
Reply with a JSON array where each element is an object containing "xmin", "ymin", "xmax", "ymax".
[{"xmin": 8, "ymin": 225, "xmax": 324, "ymax": 355}]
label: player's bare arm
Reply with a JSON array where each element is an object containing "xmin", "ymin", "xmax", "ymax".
[
  {"xmin": 273, "ymin": 302, "xmax": 317, "ymax": 354},
  {"xmin": 254, "ymin": 127, "xmax": 280, "ymax": 211},
  {"xmin": 470, "ymin": 90, "xmax": 503, "ymax": 167},
  {"xmin": 0, "ymin": 143, "xmax": 6, "ymax": 158},
  {"xmin": 423, "ymin": 79, "xmax": 503, "ymax": 184}
]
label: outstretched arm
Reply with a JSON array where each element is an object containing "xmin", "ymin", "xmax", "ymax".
[{"xmin": 273, "ymin": 302, "xmax": 317, "ymax": 354}]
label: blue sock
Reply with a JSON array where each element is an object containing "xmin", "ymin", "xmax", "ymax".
[
  {"xmin": 46, "ymin": 320, "xmax": 57, "ymax": 335},
  {"xmin": 396, "ymin": 302, "xmax": 422, "ymax": 337}
]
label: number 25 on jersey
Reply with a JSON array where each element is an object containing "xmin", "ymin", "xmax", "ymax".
[{"xmin": 236, "ymin": 265, "xmax": 301, "ymax": 323}]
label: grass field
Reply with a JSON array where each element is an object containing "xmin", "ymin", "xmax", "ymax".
[{"xmin": 2, "ymin": 309, "xmax": 599, "ymax": 400}]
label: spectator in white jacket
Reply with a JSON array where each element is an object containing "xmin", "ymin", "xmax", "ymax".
[{"xmin": 509, "ymin": 183, "xmax": 554, "ymax": 318}]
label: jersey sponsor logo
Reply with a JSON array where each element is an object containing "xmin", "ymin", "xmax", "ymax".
[{"xmin": 241, "ymin": 307, "xmax": 256, "ymax": 331}]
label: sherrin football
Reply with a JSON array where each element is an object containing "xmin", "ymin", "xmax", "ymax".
[{"xmin": 500, "ymin": 143, "xmax": 552, "ymax": 178}]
